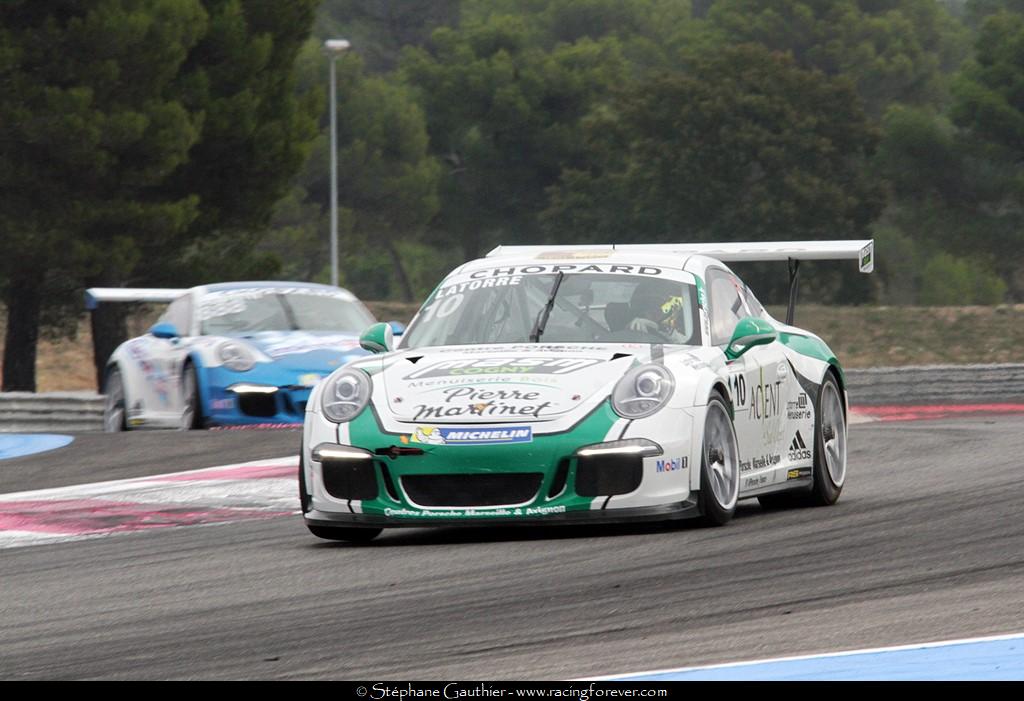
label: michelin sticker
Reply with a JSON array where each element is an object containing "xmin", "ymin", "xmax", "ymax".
[{"xmin": 403, "ymin": 425, "xmax": 533, "ymax": 446}]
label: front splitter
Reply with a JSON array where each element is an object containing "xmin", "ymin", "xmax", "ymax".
[{"xmin": 305, "ymin": 497, "xmax": 701, "ymax": 529}]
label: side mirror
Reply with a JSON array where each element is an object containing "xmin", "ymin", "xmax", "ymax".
[
  {"xmin": 387, "ymin": 320, "xmax": 406, "ymax": 337},
  {"xmin": 360, "ymin": 322, "xmax": 394, "ymax": 354},
  {"xmin": 150, "ymin": 321, "xmax": 180, "ymax": 339},
  {"xmin": 725, "ymin": 317, "xmax": 776, "ymax": 360}
]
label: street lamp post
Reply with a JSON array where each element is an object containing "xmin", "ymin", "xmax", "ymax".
[{"xmin": 324, "ymin": 39, "xmax": 351, "ymax": 288}]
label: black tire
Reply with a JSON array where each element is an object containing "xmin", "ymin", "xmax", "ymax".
[
  {"xmin": 307, "ymin": 525, "xmax": 382, "ymax": 543},
  {"xmin": 697, "ymin": 390, "xmax": 740, "ymax": 527},
  {"xmin": 806, "ymin": 371, "xmax": 846, "ymax": 506},
  {"xmin": 180, "ymin": 362, "xmax": 203, "ymax": 430},
  {"xmin": 298, "ymin": 451, "xmax": 311, "ymax": 514},
  {"xmin": 103, "ymin": 367, "xmax": 127, "ymax": 433},
  {"xmin": 758, "ymin": 370, "xmax": 846, "ymax": 509}
]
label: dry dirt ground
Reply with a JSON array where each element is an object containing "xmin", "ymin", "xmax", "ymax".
[{"xmin": 2, "ymin": 302, "xmax": 1023, "ymax": 392}]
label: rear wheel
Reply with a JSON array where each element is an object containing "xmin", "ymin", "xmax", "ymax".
[
  {"xmin": 103, "ymin": 368, "xmax": 127, "ymax": 433},
  {"xmin": 697, "ymin": 390, "xmax": 740, "ymax": 526},
  {"xmin": 758, "ymin": 370, "xmax": 846, "ymax": 509},
  {"xmin": 808, "ymin": 371, "xmax": 846, "ymax": 505}
]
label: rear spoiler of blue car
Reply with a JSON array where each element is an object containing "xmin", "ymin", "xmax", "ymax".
[
  {"xmin": 84, "ymin": 288, "xmax": 187, "ymax": 310},
  {"xmin": 487, "ymin": 240, "xmax": 874, "ymax": 324}
]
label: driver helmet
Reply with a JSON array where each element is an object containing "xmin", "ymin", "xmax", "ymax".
[{"xmin": 629, "ymin": 281, "xmax": 686, "ymax": 334}]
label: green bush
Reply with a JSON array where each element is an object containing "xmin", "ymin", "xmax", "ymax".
[{"xmin": 919, "ymin": 253, "xmax": 1007, "ymax": 305}]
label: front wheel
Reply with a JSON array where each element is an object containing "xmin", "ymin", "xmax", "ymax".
[
  {"xmin": 298, "ymin": 451, "xmax": 311, "ymax": 514},
  {"xmin": 180, "ymin": 363, "xmax": 202, "ymax": 430},
  {"xmin": 697, "ymin": 391, "xmax": 740, "ymax": 526}
]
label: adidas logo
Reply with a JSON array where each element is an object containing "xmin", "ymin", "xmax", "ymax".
[{"xmin": 788, "ymin": 430, "xmax": 811, "ymax": 461}]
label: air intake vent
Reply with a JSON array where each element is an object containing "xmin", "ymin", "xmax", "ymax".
[{"xmin": 401, "ymin": 473, "xmax": 542, "ymax": 507}]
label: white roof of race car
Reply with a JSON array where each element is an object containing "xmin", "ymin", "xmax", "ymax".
[
  {"xmin": 486, "ymin": 240, "xmax": 874, "ymax": 273},
  {"xmin": 84, "ymin": 281, "xmax": 355, "ymax": 310}
]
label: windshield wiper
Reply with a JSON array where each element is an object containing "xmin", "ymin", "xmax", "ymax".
[
  {"xmin": 529, "ymin": 272, "xmax": 565, "ymax": 343},
  {"xmin": 276, "ymin": 294, "xmax": 300, "ymax": 331}
]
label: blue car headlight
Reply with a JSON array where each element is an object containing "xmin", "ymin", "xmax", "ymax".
[
  {"xmin": 611, "ymin": 364, "xmax": 674, "ymax": 419},
  {"xmin": 218, "ymin": 341, "xmax": 255, "ymax": 372},
  {"xmin": 321, "ymin": 369, "xmax": 372, "ymax": 423}
]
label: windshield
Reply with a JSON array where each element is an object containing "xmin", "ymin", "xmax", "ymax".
[
  {"xmin": 199, "ymin": 288, "xmax": 374, "ymax": 335},
  {"xmin": 402, "ymin": 272, "xmax": 701, "ymax": 348}
]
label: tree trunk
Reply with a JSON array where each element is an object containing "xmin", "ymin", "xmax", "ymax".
[
  {"xmin": 1, "ymin": 276, "xmax": 42, "ymax": 392},
  {"xmin": 90, "ymin": 302, "xmax": 128, "ymax": 391},
  {"xmin": 691, "ymin": 0, "xmax": 715, "ymax": 19},
  {"xmin": 386, "ymin": 240, "xmax": 415, "ymax": 302}
]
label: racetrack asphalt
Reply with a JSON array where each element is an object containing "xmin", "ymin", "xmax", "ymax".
[
  {"xmin": 0, "ymin": 428, "xmax": 301, "ymax": 493},
  {"xmin": 1, "ymin": 416, "xmax": 1023, "ymax": 680}
]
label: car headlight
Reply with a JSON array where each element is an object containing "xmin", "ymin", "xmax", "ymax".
[
  {"xmin": 611, "ymin": 364, "xmax": 674, "ymax": 419},
  {"xmin": 321, "ymin": 369, "xmax": 372, "ymax": 423},
  {"xmin": 218, "ymin": 342, "xmax": 255, "ymax": 372}
]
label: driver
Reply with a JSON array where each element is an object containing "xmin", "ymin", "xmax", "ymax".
[{"xmin": 628, "ymin": 282, "xmax": 689, "ymax": 344}]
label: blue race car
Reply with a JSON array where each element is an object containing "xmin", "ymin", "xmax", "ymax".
[{"xmin": 88, "ymin": 281, "xmax": 394, "ymax": 430}]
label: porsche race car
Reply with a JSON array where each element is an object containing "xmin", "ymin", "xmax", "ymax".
[
  {"xmin": 300, "ymin": 241, "xmax": 873, "ymax": 541},
  {"xmin": 88, "ymin": 281, "xmax": 390, "ymax": 430}
]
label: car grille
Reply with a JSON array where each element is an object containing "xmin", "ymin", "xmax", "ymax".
[
  {"xmin": 401, "ymin": 473, "xmax": 543, "ymax": 507},
  {"xmin": 237, "ymin": 393, "xmax": 277, "ymax": 417}
]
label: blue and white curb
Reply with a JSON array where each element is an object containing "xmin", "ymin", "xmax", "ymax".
[
  {"xmin": 595, "ymin": 632, "xmax": 1024, "ymax": 681},
  {"xmin": 0, "ymin": 434, "xmax": 73, "ymax": 461}
]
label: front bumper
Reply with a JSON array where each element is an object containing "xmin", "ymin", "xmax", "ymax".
[
  {"xmin": 303, "ymin": 401, "xmax": 696, "ymax": 525},
  {"xmin": 305, "ymin": 498, "xmax": 700, "ymax": 529},
  {"xmin": 203, "ymin": 366, "xmax": 318, "ymax": 425}
]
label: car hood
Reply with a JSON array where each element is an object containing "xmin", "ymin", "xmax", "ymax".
[
  {"xmin": 378, "ymin": 343, "xmax": 651, "ymax": 423},
  {"xmin": 229, "ymin": 330, "xmax": 365, "ymax": 373}
]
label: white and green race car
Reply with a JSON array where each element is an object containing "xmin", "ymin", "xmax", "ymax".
[{"xmin": 300, "ymin": 241, "xmax": 874, "ymax": 542}]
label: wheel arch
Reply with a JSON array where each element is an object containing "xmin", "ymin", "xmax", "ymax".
[
  {"xmin": 825, "ymin": 362, "xmax": 848, "ymax": 417},
  {"xmin": 102, "ymin": 356, "xmax": 135, "ymax": 408},
  {"xmin": 687, "ymin": 379, "xmax": 733, "ymax": 492},
  {"xmin": 184, "ymin": 352, "xmax": 211, "ymax": 423},
  {"xmin": 683, "ymin": 365, "xmax": 733, "ymax": 414},
  {"xmin": 710, "ymin": 380, "xmax": 733, "ymax": 419},
  {"xmin": 101, "ymin": 359, "xmax": 130, "ymax": 431}
]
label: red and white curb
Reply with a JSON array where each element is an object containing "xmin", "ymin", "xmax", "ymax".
[
  {"xmin": 0, "ymin": 457, "xmax": 298, "ymax": 550},
  {"xmin": 850, "ymin": 403, "xmax": 1024, "ymax": 423}
]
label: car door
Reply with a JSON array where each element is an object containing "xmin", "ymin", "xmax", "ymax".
[
  {"xmin": 705, "ymin": 267, "xmax": 791, "ymax": 493},
  {"xmin": 139, "ymin": 293, "xmax": 195, "ymax": 423}
]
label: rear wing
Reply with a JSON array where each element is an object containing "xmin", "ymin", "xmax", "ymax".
[
  {"xmin": 84, "ymin": 288, "xmax": 186, "ymax": 310},
  {"xmin": 486, "ymin": 239, "xmax": 874, "ymax": 324},
  {"xmin": 487, "ymin": 240, "xmax": 874, "ymax": 273}
]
